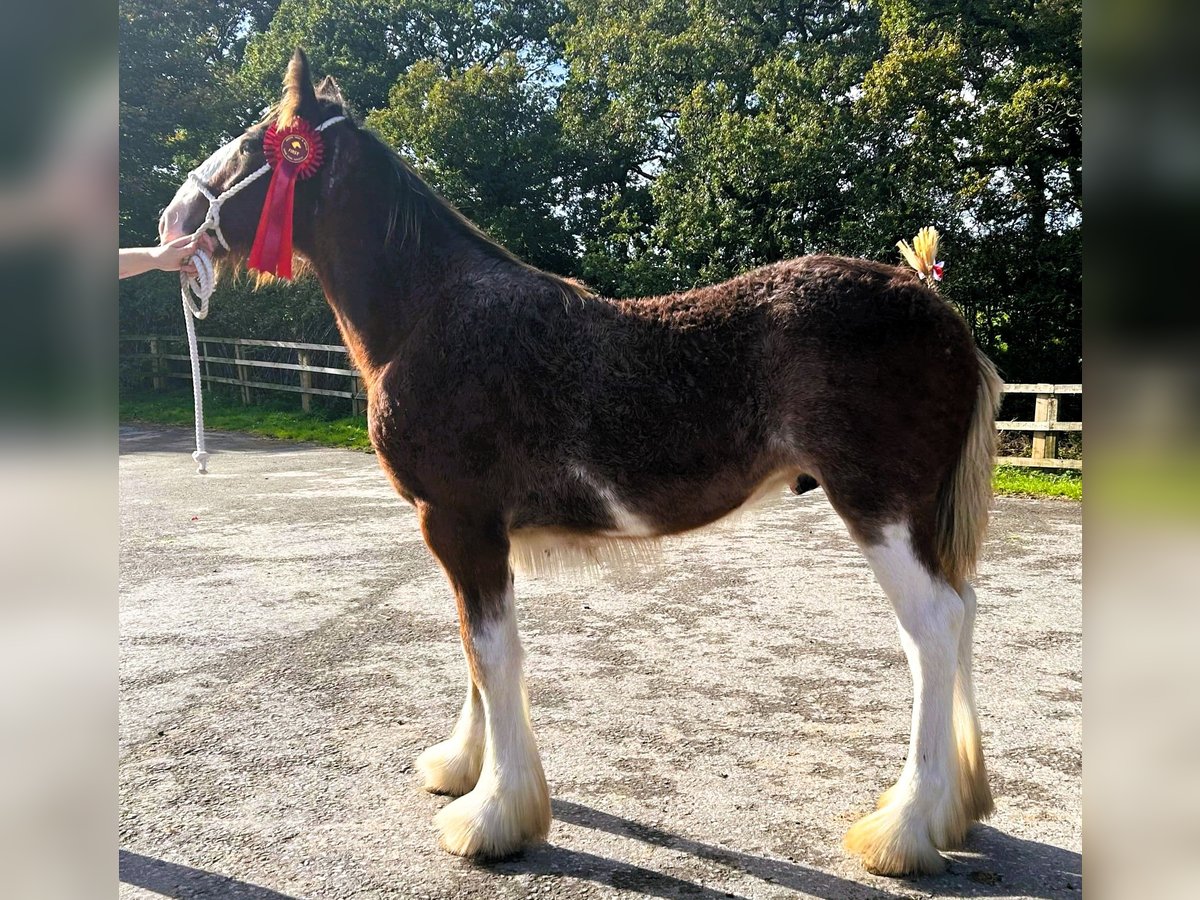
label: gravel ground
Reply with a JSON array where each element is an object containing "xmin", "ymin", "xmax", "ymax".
[{"xmin": 119, "ymin": 425, "xmax": 1082, "ymax": 900}]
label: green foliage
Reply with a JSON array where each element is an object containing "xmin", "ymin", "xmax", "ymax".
[
  {"xmin": 120, "ymin": 0, "xmax": 1081, "ymax": 380},
  {"xmin": 240, "ymin": 0, "xmax": 409, "ymax": 113},
  {"xmin": 367, "ymin": 54, "xmax": 577, "ymax": 273},
  {"xmin": 851, "ymin": 0, "xmax": 1082, "ymax": 380},
  {"xmin": 120, "ymin": 1, "xmax": 282, "ymax": 339},
  {"xmin": 119, "ymin": 1, "xmax": 270, "ymax": 245},
  {"xmin": 120, "ymin": 389, "xmax": 372, "ymax": 450},
  {"xmin": 240, "ymin": 0, "xmax": 565, "ymax": 113},
  {"xmin": 992, "ymin": 466, "xmax": 1082, "ymax": 501}
]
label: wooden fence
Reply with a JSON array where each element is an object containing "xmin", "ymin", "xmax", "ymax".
[
  {"xmin": 121, "ymin": 334, "xmax": 366, "ymax": 415},
  {"xmin": 995, "ymin": 383, "xmax": 1082, "ymax": 471},
  {"xmin": 120, "ymin": 335, "xmax": 1082, "ymax": 470}
]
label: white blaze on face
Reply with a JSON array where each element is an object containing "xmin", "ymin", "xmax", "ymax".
[{"xmin": 159, "ymin": 135, "xmax": 242, "ymax": 243}]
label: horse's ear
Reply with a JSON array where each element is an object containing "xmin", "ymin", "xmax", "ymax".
[
  {"xmin": 316, "ymin": 75, "xmax": 346, "ymax": 106},
  {"xmin": 279, "ymin": 48, "xmax": 320, "ymax": 126}
]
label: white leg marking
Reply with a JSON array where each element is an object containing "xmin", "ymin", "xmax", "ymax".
[
  {"xmin": 435, "ymin": 586, "xmax": 550, "ymax": 857},
  {"xmin": 844, "ymin": 523, "xmax": 964, "ymax": 875},
  {"xmin": 416, "ymin": 674, "xmax": 484, "ymax": 796}
]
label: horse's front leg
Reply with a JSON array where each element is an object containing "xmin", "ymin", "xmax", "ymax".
[{"xmin": 418, "ymin": 506, "xmax": 551, "ymax": 858}]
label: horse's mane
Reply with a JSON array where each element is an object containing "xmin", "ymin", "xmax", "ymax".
[
  {"xmin": 355, "ymin": 126, "xmax": 593, "ymax": 303},
  {"xmin": 229, "ymin": 103, "xmax": 591, "ymax": 303}
]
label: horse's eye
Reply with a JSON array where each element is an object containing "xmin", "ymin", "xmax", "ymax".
[{"xmin": 240, "ymin": 142, "xmax": 252, "ymax": 155}]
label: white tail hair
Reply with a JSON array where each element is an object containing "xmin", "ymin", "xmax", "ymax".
[{"xmin": 935, "ymin": 349, "xmax": 1003, "ymax": 588}]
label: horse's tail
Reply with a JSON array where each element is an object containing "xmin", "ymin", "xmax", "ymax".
[{"xmin": 935, "ymin": 348, "xmax": 1003, "ymax": 588}]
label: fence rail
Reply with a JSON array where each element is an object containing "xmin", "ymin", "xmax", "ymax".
[
  {"xmin": 120, "ymin": 335, "xmax": 1081, "ymax": 470},
  {"xmin": 994, "ymin": 383, "xmax": 1082, "ymax": 470}
]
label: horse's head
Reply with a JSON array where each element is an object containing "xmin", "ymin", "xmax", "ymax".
[{"xmin": 160, "ymin": 49, "xmax": 352, "ymax": 274}]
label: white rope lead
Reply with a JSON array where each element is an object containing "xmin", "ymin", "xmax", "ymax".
[
  {"xmin": 173, "ymin": 114, "xmax": 347, "ymax": 475},
  {"xmin": 181, "ymin": 246, "xmax": 215, "ymax": 473}
]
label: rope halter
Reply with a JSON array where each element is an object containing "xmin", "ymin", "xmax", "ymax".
[
  {"xmin": 186, "ymin": 115, "xmax": 347, "ymax": 252},
  {"xmin": 178, "ymin": 113, "xmax": 347, "ymax": 474}
]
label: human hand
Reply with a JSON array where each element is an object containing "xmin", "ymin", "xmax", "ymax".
[{"xmin": 154, "ymin": 231, "xmax": 215, "ymax": 276}]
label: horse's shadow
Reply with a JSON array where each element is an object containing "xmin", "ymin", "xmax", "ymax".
[
  {"xmin": 118, "ymin": 803, "xmax": 1081, "ymax": 900},
  {"xmin": 481, "ymin": 798, "xmax": 1082, "ymax": 900},
  {"xmin": 119, "ymin": 849, "xmax": 301, "ymax": 899}
]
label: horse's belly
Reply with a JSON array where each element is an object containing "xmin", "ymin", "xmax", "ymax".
[{"xmin": 508, "ymin": 466, "xmax": 801, "ymax": 577}]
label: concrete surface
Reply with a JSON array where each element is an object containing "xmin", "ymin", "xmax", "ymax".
[{"xmin": 119, "ymin": 426, "xmax": 1082, "ymax": 899}]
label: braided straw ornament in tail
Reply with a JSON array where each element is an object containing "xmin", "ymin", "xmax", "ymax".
[{"xmin": 897, "ymin": 226, "xmax": 945, "ymax": 283}]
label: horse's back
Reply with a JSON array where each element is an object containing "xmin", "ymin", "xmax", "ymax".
[{"xmin": 372, "ymin": 252, "xmax": 982, "ymax": 545}]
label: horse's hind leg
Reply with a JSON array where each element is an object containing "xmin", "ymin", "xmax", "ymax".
[
  {"xmin": 953, "ymin": 582, "xmax": 994, "ymax": 822},
  {"xmin": 418, "ymin": 507, "xmax": 551, "ymax": 858},
  {"xmin": 876, "ymin": 579, "xmax": 993, "ymax": 825},
  {"xmin": 842, "ymin": 521, "xmax": 966, "ymax": 875},
  {"xmin": 416, "ymin": 672, "xmax": 484, "ymax": 796}
]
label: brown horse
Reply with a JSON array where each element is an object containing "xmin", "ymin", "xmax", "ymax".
[{"xmin": 160, "ymin": 50, "xmax": 1002, "ymax": 876}]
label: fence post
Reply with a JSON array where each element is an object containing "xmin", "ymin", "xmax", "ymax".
[
  {"xmin": 298, "ymin": 349, "xmax": 312, "ymax": 413},
  {"xmin": 149, "ymin": 338, "xmax": 164, "ymax": 391},
  {"xmin": 351, "ymin": 375, "xmax": 362, "ymax": 417},
  {"xmin": 233, "ymin": 343, "xmax": 251, "ymax": 405},
  {"xmin": 1032, "ymin": 392, "xmax": 1059, "ymax": 462}
]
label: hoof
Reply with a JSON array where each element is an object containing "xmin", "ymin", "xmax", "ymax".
[
  {"xmin": 844, "ymin": 805, "xmax": 946, "ymax": 876},
  {"xmin": 873, "ymin": 776, "xmax": 977, "ymax": 852},
  {"xmin": 416, "ymin": 739, "xmax": 483, "ymax": 797},
  {"xmin": 435, "ymin": 777, "xmax": 551, "ymax": 859}
]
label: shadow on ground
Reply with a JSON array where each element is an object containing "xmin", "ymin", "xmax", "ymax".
[
  {"xmin": 490, "ymin": 800, "xmax": 1081, "ymax": 899},
  {"xmin": 119, "ymin": 850, "xmax": 302, "ymax": 900},
  {"xmin": 118, "ymin": 425, "xmax": 323, "ymax": 457},
  {"xmin": 121, "ymin": 803, "xmax": 1081, "ymax": 900}
]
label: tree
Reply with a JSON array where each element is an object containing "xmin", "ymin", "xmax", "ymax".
[
  {"xmin": 119, "ymin": 1, "xmax": 280, "ymax": 337},
  {"xmin": 241, "ymin": 0, "xmax": 566, "ymax": 115},
  {"xmin": 368, "ymin": 54, "xmax": 577, "ymax": 274},
  {"xmin": 120, "ymin": 1, "xmax": 280, "ymax": 244},
  {"xmin": 851, "ymin": 0, "xmax": 1082, "ymax": 379},
  {"xmin": 119, "ymin": 0, "xmax": 1082, "ymax": 380},
  {"xmin": 558, "ymin": 0, "xmax": 1081, "ymax": 378},
  {"xmin": 558, "ymin": 0, "xmax": 883, "ymax": 290}
]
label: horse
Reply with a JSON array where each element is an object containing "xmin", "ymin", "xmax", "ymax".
[{"xmin": 159, "ymin": 49, "xmax": 1002, "ymax": 876}]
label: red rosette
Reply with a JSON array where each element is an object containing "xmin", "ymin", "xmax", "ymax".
[
  {"xmin": 263, "ymin": 118, "xmax": 325, "ymax": 180},
  {"xmin": 249, "ymin": 117, "xmax": 327, "ymax": 278}
]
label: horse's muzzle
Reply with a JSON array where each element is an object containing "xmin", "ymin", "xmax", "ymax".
[{"xmin": 159, "ymin": 182, "xmax": 208, "ymax": 245}]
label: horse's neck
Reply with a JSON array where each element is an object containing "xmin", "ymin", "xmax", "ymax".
[{"xmin": 310, "ymin": 218, "xmax": 494, "ymax": 378}]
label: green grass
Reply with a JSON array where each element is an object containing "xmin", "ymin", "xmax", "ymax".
[
  {"xmin": 121, "ymin": 390, "xmax": 1081, "ymax": 500},
  {"xmin": 992, "ymin": 465, "xmax": 1082, "ymax": 501},
  {"xmin": 120, "ymin": 390, "xmax": 372, "ymax": 451}
]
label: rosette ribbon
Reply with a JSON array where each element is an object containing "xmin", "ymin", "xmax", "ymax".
[{"xmin": 247, "ymin": 118, "xmax": 326, "ymax": 279}]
